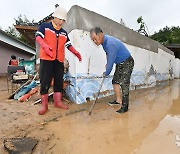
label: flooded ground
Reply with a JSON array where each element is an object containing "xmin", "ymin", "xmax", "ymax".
[
  {"xmin": 0, "ymin": 77, "xmax": 180, "ymax": 154},
  {"xmin": 46, "ymin": 79, "xmax": 180, "ymax": 154}
]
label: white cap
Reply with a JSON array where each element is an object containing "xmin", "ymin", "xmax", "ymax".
[{"xmin": 52, "ymin": 6, "xmax": 67, "ymax": 21}]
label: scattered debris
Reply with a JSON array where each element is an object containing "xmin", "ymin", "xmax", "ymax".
[
  {"xmin": 14, "ymin": 81, "xmax": 37, "ymax": 100},
  {"xmin": 8, "ymin": 72, "xmax": 38, "ymax": 99},
  {"xmin": 18, "ymin": 87, "xmax": 38, "ymax": 102},
  {"xmin": 8, "ymin": 80, "xmax": 32, "ymax": 99},
  {"xmin": 3, "ymin": 137, "xmax": 38, "ymax": 154}
]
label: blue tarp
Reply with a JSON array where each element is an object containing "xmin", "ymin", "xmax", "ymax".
[{"xmin": 14, "ymin": 80, "xmax": 37, "ymax": 100}]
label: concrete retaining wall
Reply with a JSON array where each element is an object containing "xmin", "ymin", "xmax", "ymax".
[
  {"xmin": 64, "ymin": 29, "xmax": 179, "ymax": 104},
  {"xmin": 37, "ymin": 5, "xmax": 180, "ymax": 104},
  {"xmin": 64, "ymin": 5, "xmax": 174, "ymax": 55}
]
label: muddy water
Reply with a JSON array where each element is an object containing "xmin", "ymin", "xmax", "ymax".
[{"xmin": 46, "ymin": 80, "xmax": 180, "ymax": 154}]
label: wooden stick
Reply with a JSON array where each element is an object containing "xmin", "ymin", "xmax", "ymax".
[{"xmin": 89, "ymin": 77, "xmax": 105, "ymax": 115}]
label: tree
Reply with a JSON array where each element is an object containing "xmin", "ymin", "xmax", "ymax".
[
  {"xmin": 14, "ymin": 14, "xmax": 34, "ymax": 25},
  {"xmin": 5, "ymin": 26, "xmax": 20, "ymax": 37},
  {"xmin": 150, "ymin": 26, "xmax": 180, "ymax": 45},
  {"xmin": 5, "ymin": 14, "xmax": 34, "ymax": 46},
  {"xmin": 137, "ymin": 16, "xmax": 149, "ymax": 37}
]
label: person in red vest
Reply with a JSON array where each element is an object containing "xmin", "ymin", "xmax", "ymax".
[
  {"xmin": 35, "ymin": 5, "xmax": 82, "ymax": 115},
  {"xmin": 9, "ymin": 55, "xmax": 18, "ymax": 66}
]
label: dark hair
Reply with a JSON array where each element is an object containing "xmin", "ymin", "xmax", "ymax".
[
  {"xmin": 90, "ymin": 27, "xmax": 103, "ymax": 35},
  {"xmin": 11, "ymin": 55, "xmax": 16, "ymax": 59}
]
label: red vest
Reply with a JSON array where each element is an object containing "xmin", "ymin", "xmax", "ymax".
[
  {"xmin": 10, "ymin": 59, "xmax": 18, "ymax": 66},
  {"xmin": 40, "ymin": 28, "xmax": 67, "ymax": 62}
]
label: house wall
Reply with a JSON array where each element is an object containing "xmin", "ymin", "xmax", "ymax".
[
  {"xmin": 64, "ymin": 29, "xmax": 180, "ymax": 104},
  {"xmin": 0, "ymin": 41, "xmax": 33, "ymax": 75}
]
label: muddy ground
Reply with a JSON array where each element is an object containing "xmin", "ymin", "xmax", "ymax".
[{"xmin": 0, "ymin": 77, "xmax": 180, "ymax": 154}]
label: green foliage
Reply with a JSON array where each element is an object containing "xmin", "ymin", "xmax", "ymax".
[
  {"xmin": 5, "ymin": 14, "xmax": 34, "ymax": 47},
  {"xmin": 150, "ymin": 26, "xmax": 180, "ymax": 45},
  {"xmin": 137, "ymin": 16, "xmax": 149, "ymax": 37},
  {"xmin": 137, "ymin": 16, "xmax": 143, "ymax": 24},
  {"xmin": 5, "ymin": 26, "xmax": 20, "ymax": 37},
  {"xmin": 15, "ymin": 14, "xmax": 34, "ymax": 25}
]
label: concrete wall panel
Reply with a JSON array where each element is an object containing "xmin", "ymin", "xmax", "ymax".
[
  {"xmin": 64, "ymin": 5, "xmax": 174, "ymax": 55},
  {"xmin": 174, "ymin": 59, "xmax": 180, "ymax": 78},
  {"xmin": 64, "ymin": 29, "xmax": 179, "ymax": 104}
]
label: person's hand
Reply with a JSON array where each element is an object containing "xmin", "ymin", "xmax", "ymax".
[
  {"xmin": 74, "ymin": 51, "xmax": 82, "ymax": 62},
  {"xmin": 69, "ymin": 46, "xmax": 82, "ymax": 62},
  {"xmin": 36, "ymin": 36, "xmax": 53, "ymax": 58},
  {"xmin": 103, "ymin": 72, "xmax": 106, "ymax": 77},
  {"xmin": 42, "ymin": 43, "xmax": 53, "ymax": 58}
]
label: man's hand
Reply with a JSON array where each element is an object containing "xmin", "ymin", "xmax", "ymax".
[{"xmin": 103, "ymin": 72, "xmax": 106, "ymax": 77}]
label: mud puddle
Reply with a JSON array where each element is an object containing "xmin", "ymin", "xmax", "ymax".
[{"xmin": 45, "ymin": 80, "xmax": 180, "ymax": 154}]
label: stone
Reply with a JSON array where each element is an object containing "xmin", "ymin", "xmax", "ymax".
[{"xmin": 4, "ymin": 137, "xmax": 38, "ymax": 154}]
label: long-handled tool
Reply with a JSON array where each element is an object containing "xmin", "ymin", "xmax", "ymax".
[{"xmin": 89, "ymin": 77, "xmax": 105, "ymax": 115}]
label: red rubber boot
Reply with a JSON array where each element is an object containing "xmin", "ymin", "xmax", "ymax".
[
  {"xmin": 38, "ymin": 94, "xmax": 48, "ymax": 115},
  {"xmin": 53, "ymin": 92, "xmax": 68, "ymax": 109}
]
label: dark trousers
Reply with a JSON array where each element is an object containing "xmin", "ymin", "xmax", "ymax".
[
  {"xmin": 40, "ymin": 59, "xmax": 64, "ymax": 95},
  {"xmin": 112, "ymin": 56, "xmax": 134, "ymax": 105}
]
